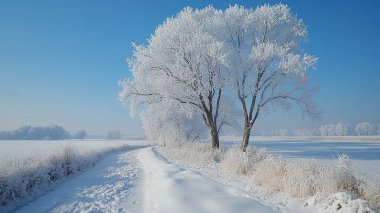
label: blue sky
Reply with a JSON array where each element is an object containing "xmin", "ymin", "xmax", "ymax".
[{"xmin": 0, "ymin": 0, "xmax": 379, "ymax": 136}]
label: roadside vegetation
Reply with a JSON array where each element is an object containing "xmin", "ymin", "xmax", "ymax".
[{"xmin": 159, "ymin": 142, "xmax": 380, "ymax": 211}]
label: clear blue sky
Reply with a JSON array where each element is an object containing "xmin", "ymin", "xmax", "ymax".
[{"xmin": 1, "ymin": 0, "xmax": 379, "ymax": 136}]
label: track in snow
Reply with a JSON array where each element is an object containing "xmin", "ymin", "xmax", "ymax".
[
  {"xmin": 14, "ymin": 147, "xmax": 143, "ymax": 213},
  {"xmin": 14, "ymin": 146, "xmax": 277, "ymax": 213},
  {"xmin": 139, "ymin": 147, "xmax": 277, "ymax": 213}
]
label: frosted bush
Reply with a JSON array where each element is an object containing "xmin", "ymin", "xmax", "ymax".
[
  {"xmin": 334, "ymin": 154, "xmax": 362, "ymax": 195},
  {"xmin": 285, "ymin": 161, "xmax": 319, "ymax": 197},
  {"xmin": 220, "ymin": 147, "xmax": 267, "ymax": 176},
  {"xmin": 253, "ymin": 155, "xmax": 287, "ymax": 192},
  {"xmin": 160, "ymin": 142, "xmax": 226, "ymax": 168},
  {"xmin": 358, "ymin": 176, "xmax": 380, "ymax": 210},
  {"xmin": 285, "ymin": 161, "xmax": 337, "ymax": 198}
]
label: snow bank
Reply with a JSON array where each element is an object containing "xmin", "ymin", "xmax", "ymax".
[
  {"xmin": 0, "ymin": 143, "xmax": 139, "ymax": 211},
  {"xmin": 305, "ymin": 192, "xmax": 373, "ymax": 212},
  {"xmin": 158, "ymin": 142, "xmax": 380, "ymax": 212}
]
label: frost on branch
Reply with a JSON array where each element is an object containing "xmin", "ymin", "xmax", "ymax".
[
  {"xmin": 119, "ymin": 7, "xmax": 239, "ymax": 148},
  {"xmin": 119, "ymin": 4, "xmax": 318, "ymax": 149},
  {"xmin": 222, "ymin": 4, "xmax": 318, "ymax": 149}
]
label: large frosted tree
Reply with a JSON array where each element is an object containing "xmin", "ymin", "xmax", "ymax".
[
  {"xmin": 221, "ymin": 4, "xmax": 318, "ymax": 150},
  {"xmin": 120, "ymin": 4, "xmax": 318, "ymax": 150},
  {"xmin": 119, "ymin": 7, "xmax": 229, "ymax": 148}
]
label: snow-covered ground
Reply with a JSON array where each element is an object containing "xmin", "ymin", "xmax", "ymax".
[
  {"xmin": 139, "ymin": 147, "xmax": 277, "ymax": 213},
  {"xmin": 14, "ymin": 147, "xmax": 142, "ymax": 213},
  {"xmin": 0, "ymin": 140, "xmax": 149, "ymax": 212},
  {"xmin": 7, "ymin": 146, "xmax": 278, "ymax": 213},
  {"xmin": 1, "ymin": 138, "xmax": 379, "ymax": 212}
]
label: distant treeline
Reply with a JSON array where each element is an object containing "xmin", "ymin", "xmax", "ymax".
[
  {"xmin": 262, "ymin": 122, "xmax": 380, "ymax": 137},
  {"xmin": 0, "ymin": 125, "xmax": 87, "ymax": 140}
]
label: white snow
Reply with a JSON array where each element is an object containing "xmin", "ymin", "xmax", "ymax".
[
  {"xmin": 2, "ymin": 138, "xmax": 379, "ymax": 212},
  {"xmin": 14, "ymin": 147, "xmax": 142, "ymax": 213},
  {"xmin": 9, "ymin": 146, "xmax": 279, "ymax": 213},
  {"xmin": 139, "ymin": 147, "xmax": 278, "ymax": 213},
  {"xmin": 304, "ymin": 192, "xmax": 374, "ymax": 213}
]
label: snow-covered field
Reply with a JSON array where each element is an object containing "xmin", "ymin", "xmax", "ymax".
[
  {"xmin": 225, "ymin": 138, "xmax": 380, "ymax": 178},
  {"xmin": 0, "ymin": 140, "xmax": 146, "ymax": 160},
  {"xmin": 1, "ymin": 138, "xmax": 379, "ymax": 212}
]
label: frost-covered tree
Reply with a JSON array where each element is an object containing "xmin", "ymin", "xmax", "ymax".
[
  {"xmin": 119, "ymin": 4, "xmax": 318, "ymax": 150},
  {"xmin": 355, "ymin": 122, "xmax": 376, "ymax": 136},
  {"xmin": 334, "ymin": 123, "xmax": 351, "ymax": 136},
  {"xmin": 319, "ymin": 124, "xmax": 337, "ymax": 136},
  {"xmin": 221, "ymin": 4, "xmax": 318, "ymax": 150},
  {"xmin": 319, "ymin": 123, "xmax": 352, "ymax": 136},
  {"xmin": 119, "ymin": 7, "xmax": 230, "ymax": 148},
  {"xmin": 294, "ymin": 128, "xmax": 315, "ymax": 136},
  {"xmin": 141, "ymin": 103, "xmax": 207, "ymax": 146}
]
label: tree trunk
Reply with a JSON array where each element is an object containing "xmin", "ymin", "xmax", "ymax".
[
  {"xmin": 211, "ymin": 124, "xmax": 219, "ymax": 149},
  {"xmin": 241, "ymin": 121, "xmax": 251, "ymax": 152}
]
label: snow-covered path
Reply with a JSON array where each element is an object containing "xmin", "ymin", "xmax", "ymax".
[
  {"xmin": 15, "ymin": 147, "xmax": 143, "ymax": 213},
  {"xmin": 139, "ymin": 147, "xmax": 277, "ymax": 213},
  {"xmin": 14, "ymin": 146, "xmax": 277, "ymax": 213}
]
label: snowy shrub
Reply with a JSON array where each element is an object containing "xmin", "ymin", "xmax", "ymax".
[
  {"xmin": 220, "ymin": 147, "xmax": 268, "ymax": 176},
  {"xmin": 334, "ymin": 154, "xmax": 361, "ymax": 195},
  {"xmin": 253, "ymin": 155, "xmax": 287, "ymax": 192},
  {"xmin": 159, "ymin": 142, "xmax": 226, "ymax": 168},
  {"xmin": 220, "ymin": 148, "xmax": 254, "ymax": 176},
  {"xmin": 284, "ymin": 161, "xmax": 325, "ymax": 197},
  {"xmin": 360, "ymin": 177, "xmax": 380, "ymax": 210}
]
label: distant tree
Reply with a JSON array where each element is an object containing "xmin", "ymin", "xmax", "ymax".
[
  {"xmin": 319, "ymin": 124, "xmax": 337, "ymax": 136},
  {"xmin": 355, "ymin": 122, "xmax": 376, "ymax": 136},
  {"xmin": 107, "ymin": 131, "xmax": 122, "ymax": 140},
  {"xmin": 0, "ymin": 125, "xmax": 69, "ymax": 140},
  {"xmin": 74, "ymin": 130, "xmax": 87, "ymax": 139},
  {"xmin": 294, "ymin": 129, "xmax": 314, "ymax": 136},
  {"xmin": 334, "ymin": 123, "xmax": 351, "ymax": 136}
]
